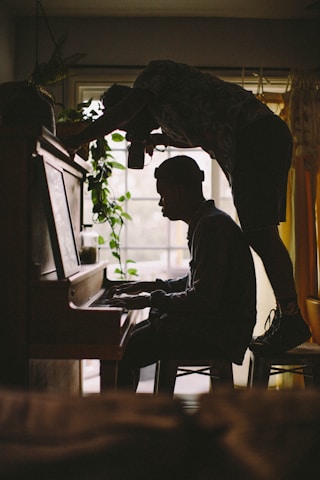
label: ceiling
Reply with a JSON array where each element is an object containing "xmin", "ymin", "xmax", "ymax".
[{"xmin": 6, "ymin": 0, "xmax": 320, "ymax": 19}]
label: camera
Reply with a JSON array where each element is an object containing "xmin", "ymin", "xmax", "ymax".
[{"xmin": 127, "ymin": 141, "xmax": 145, "ymax": 169}]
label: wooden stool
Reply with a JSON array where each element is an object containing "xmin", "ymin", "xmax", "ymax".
[
  {"xmin": 154, "ymin": 357, "xmax": 234, "ymax": 395},
  {"xmin": 248, "ymin": 342, "xmax": 320, "ymax": 388}
]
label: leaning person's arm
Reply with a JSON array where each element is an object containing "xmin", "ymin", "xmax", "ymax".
[
  {"xmin": 149, "ymin": 133, "xmax": 199, "ymax": 150},
  {"xmin": 63, "ymin": 89, "xmax": 151, "ymax": 151}
]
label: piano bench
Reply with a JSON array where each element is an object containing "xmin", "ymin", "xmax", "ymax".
[
  {"xmin": 153, "ymin": 357, "xmax": 234, "ymax": 395},
  {"xmin": 247, "ymin": 342, "xmax": 320, "ymax": 388}
]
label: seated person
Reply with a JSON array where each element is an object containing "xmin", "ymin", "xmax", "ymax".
[{"xmin": 107, "ymin": 155, "xmax": 257, "ymax": 390}]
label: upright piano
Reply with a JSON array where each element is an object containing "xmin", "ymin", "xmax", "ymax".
[{"xmin": 0, "ymin": 126, "xmax": 136, "ymax": 392}]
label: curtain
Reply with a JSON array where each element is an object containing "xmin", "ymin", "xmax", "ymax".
[{"xmin": 279, "ymin": 70, "xmax": 320, "ymax": 341}]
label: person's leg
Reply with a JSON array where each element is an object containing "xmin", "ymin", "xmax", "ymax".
[
  {"xmin": 233, "ymin": 115, "xmax": 310, "ymax": 352},
  {"xmin": 117, "ymin": 319, "xmax": 161, "ymax": 390},
  {"xmin": 117, "ymin": 311, "xmax": 226, "ymax": 390},
  {"xmin": 245, "ymin": 225, "xmax": 310, "ymax": 352},
  {"xmin": 117, "ymin": 313, "xmax": 196, "ymax": 390},
  {"xmin": 245, "ymin": 225, "xmax": 297, "ymax": 311}
]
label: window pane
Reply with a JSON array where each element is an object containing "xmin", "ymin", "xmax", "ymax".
[
  {"xmin": 169, "ymin": 221, "xmax": 188, "ymax": 248},
  {"xmin": 126, "ymin": 249, "xmax": 169, "ymax": 280},
  {"xmin": 105, "ymin": 131, "xmax": 128, "ymax": 151},
  {"xmin": 126, "ymin": 150, "xmax": 165, "ymax": 197},
  {"xmin": 124, "ymin": 249, "xmax": 189, "ymax": 281},
  {"xmin": 126, "ymin": 200, "xmax": 168, "ymax": 247}
]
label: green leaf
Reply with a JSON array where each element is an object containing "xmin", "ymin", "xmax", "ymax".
[
  {"xmin": 109, "ymin": 239, "xmax": 118, "ymax": 249},
  {"xmin": 114, "ymin": 267, "xmax": 125, "ymax": 276},
  {"xmin": 109, "ymin": 161, "xmax": 126, "ymax": 170},
  {"xmin": 98, "ymin": 235, "xmax": 105, "ymax": 245},
  {"xmin": 112, "ymin": 132, "xmax": 125, "ymax": 142},
  {"xmin": 127, "ymin": 268, "xmax": 138, "ymax": 277}
]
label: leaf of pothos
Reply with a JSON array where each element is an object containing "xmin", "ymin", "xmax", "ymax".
[
  {"xmin": 112, "ymin": 133, "xmax": 125, "ymax": 142},
  {"xmin": 127, "ymin": 268, "xmax": 138, "ymax": 276},
  {"xmin": 98, "ymin": 235, "xmax": 105, "ymax": 245},
  {"xmin": 109, "ymin": 161, "xmax": 126, "ymax": 170}
]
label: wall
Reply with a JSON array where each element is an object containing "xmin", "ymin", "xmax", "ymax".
[
  {"xmin": 13, "ymin": 16, "xmax": 320, "ymax": 82},
  {"xmin": 0, "ymin": 1, "xmax": 14, "ymax": 83}
]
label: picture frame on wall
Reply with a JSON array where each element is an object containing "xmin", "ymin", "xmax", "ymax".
[{"xmin": 36, "ymin": 155, "xmax": 80, "ymax": 279}]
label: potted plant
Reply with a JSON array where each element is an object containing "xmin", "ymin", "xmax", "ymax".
[{"xmin": 0, "ymin": 35, "xmax": 85, "ymax": 135}]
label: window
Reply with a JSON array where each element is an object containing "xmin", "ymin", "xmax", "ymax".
[{"xmin": 78, "ymin": 83, "xmax": 236, "ymax": 281}]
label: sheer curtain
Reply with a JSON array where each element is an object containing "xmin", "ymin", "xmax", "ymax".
[{"xmin": 279, "ymin": 70, "xmax": 320, "ymax": 342}]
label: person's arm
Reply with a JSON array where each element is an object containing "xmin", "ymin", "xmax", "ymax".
[
  {"xmin": 63, "ymin": 89, "xmax": 152, "ymax": 152},
  {"xmin": 149, "ymin": 133, "xmax": 199, "ymax": 150},
  {"xmin": 105, "ymin": 276, "xmax": 188, "ymax": 310},
  {"xmin": 149, "ymin": 217, "xmax": 229, "ymax": 313},
  {"xmin": 107, "ymin": 280, "xmax": 158, "ymax": 297},
  {"xmin": 104, "ymin": 280, "xmax": 155, "ymax": 310}
]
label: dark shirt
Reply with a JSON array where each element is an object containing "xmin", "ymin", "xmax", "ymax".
[
  {"xmin": 134, "ymin": 59, "xmax": 272, "ymax": 184},
  {"xmin": 150, "ymin": 200, "xmax": 256, "ymax": 364}
]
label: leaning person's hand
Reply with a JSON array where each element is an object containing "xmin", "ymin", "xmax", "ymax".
[
  {"xmin": 62, "ymin": 136, "xmax": 81, "ymax": 155},
  {"xmin": 145, "ymin": 142, "xmax": 154, "ymax": 156}
]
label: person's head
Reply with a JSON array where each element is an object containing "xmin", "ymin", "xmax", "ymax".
[
  {"xmin": 101, "ymin": 84, "xmax": 132, "ymax": 109},
  {"xmin": 154, "ymin": 156, "xmax": 205, "ymax": 222},
  {"xmin": 102, "ymin": 83, "xmax": 158, "ymax": 137}
]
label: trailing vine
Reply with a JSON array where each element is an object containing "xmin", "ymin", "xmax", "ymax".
[
  {"xmin": 88, "ymin": 135, "xmax": 138, "ymax": 279},
  {"xmin": 57, "ymin": 98, "xmax": 137, "ymax": 279}
]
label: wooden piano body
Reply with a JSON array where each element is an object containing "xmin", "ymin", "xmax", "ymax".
[{"xmin": 0, "ymin": 126, "xmax": 136, "ymax": 391}]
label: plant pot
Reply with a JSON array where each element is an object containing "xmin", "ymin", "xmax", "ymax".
[
  {"xmin": 56, "ymin": 121, "xmax": 90, "ymax": 160},
  {"xmin": 306, "ymin": 297, "xmax": 320, "ymax": 344},
  {"xmin": 0, "ymin": 81, "xmax": 55, "ymax": 134}
]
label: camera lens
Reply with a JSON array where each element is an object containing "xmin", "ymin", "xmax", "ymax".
[{"xmin": 128, "ymin": 142, "xmax": 145, "ymax": 169}]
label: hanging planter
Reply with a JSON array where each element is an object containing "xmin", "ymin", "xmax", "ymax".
[{"xmin": 0, "ymin": 81, "xmax": 56, "ymax": 134}]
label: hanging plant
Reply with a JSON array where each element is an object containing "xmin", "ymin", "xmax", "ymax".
[
  {"xmin": 88, "ymin": 133, "xmax": 138, "ymax": 280},
  {"xmin": 57, "ymin": 97, "xmax": 137, "ymax": 278}
]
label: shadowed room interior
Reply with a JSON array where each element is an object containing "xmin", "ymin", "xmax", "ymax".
[{"xmin": 1, "ymin": 1, "xmax": 320, "ymax": 478}]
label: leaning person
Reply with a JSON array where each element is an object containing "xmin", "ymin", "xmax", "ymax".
[{"xmin": 64, "ymin": 60, "xmax": 310, "ymax": 353}]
